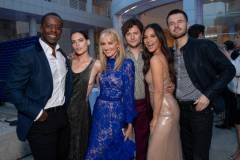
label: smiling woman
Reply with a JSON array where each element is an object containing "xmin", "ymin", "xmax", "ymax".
[
  {"xmin": 98, "ymin": 28, "xmax": 125, "ymax": 71},
  {"xmin": 142, "ymin": 23, "xmax": 182, "ymax": 160},
  {"xmin": 85, "ymin": 28, "xmax": 136, "ymax": 160},
  {"xmin": 99, "ymin": 35, "xmax": 119, "ymax": 58}
]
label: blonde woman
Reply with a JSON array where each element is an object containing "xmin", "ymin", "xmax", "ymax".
[{"xmin": 85, "ymin": 28, "xmax": 136, "ymax": 160}]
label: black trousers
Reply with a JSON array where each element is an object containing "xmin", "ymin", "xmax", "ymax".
[
  {"xmin": 223, "ymin": 88, "xmax": 240, "ymax": 125},
  {"xmin": 27, "ymin": 107, "xmax": 70, "ymax": 160},
  {"xmin": 179, "ymin": 101, "xmax": 213, "ymax": 160}
]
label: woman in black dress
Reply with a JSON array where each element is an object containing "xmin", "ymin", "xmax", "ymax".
[{"xmin": 67, "ymin": 31, "xmax": 101, "ymax": 160}]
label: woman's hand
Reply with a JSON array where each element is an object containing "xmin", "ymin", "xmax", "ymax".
[
  {"xmin": 150, "ymin": 118, "xmax": 157, "ymax": 134},
  {"xmin": 123, "ymin": 124, "xmax": 133, "ymax": 141}
]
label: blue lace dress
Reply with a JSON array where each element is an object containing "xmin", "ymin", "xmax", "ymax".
[{"xmin": 85, "ymin": 58, "xmax": 136, "ymax": 160}]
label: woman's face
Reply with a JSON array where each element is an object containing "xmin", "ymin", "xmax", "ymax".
[
  {"xmin": 143, "ymin": 27, "xmax": 161, "ymax": 54},
  {"xmin": 71, "ymin": 32, "xmax": 89, "ymax": 56},
  {"xmin": 100, "ymin": 35, "xmax": 119, "ymax": 58}
]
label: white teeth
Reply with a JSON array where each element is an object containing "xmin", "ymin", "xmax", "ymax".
[{"xmin": 48, "ymin": 35, "xmax": 56, "ymax": 38}]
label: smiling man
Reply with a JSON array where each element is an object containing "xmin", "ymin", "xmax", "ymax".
[
  {"xmin": 166, "ymin": 9, "xmax": 236, "ymax": 160},
  {"xmin": 6, "ymin": 12, "xmax": 72, "ymax": 160},
  {"xmin": 121, "ymin": 18, "xmax": 150, "ymax": 160}
]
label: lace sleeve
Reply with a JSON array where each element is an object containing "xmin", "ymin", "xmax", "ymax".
[{"xmin": 122, "ymin": 59, "xmax": 137, "ymax": 123}]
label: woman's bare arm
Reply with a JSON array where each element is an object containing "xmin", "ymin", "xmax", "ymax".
[{"xmin": 87, "ymin": 60, "xmax": 101, "ymax": 96}]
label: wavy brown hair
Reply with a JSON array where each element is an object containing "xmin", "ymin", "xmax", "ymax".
[{"xmin": 142, "ymin": 23, "xmax": 175, "ymax": 83}]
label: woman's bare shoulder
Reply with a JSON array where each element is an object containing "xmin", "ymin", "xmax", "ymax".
[
  {"xmin": 93, "ymin": 59, "xmax": 102, "ymax": 72},
  {"xmin": 150, "ymin": 55, "xmax": 163, "ymax": 67}
]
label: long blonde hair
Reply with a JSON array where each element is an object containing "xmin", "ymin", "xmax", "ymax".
[{"xmin": 99, "ymin": 28, "xmax": 125, "ymax": 71}]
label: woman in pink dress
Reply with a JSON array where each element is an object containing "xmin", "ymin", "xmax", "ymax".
[{"xmin": 142, "ymin": 23, "xmax": 182, "ymax": 160}]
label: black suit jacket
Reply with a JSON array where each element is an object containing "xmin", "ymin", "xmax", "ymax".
[
  {"xmin": 175, "ymin": 37, "xmax": 235, "ymax": 101},
  {"xmin": 6, "ymin": 40, "xmax": 72, "ymax": 141}
]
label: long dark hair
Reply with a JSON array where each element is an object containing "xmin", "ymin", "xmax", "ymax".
[
  {"xmin": 142, "ymin": 23, "xmax": 175, "ymax": 83},
  {"xmin": 70, "ymin": 30, "xmax": 88, "ymax": 39}
]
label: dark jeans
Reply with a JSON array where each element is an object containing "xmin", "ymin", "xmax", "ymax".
[
  {"xmin": 223, "ymin": 88, "xmax": 240, "ymax": 125},
  {"xmin": 222, "ymin": 88, "xmax": 234, "ymax": 126},
  {"xmin": 179, "ymin": 101, "xmax": 213, "ymax": 160},
  {"xmin": 27, "ymin": 107, "xmax": 70, "ymax": 160}
]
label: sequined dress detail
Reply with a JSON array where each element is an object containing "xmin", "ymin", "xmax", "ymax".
[{"xmin": 145, "ymin": 74, "xmax": 182, "ymax": 160}]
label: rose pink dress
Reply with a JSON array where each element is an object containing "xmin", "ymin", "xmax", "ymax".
[{"xmin": 145, "ymin": 72, "xmax": 182, "ymax": 160}]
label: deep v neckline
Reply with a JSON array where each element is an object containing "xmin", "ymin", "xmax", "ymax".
[{"xmin": 72, "ymin": 58, "xmax": 93, "ymax": 74}]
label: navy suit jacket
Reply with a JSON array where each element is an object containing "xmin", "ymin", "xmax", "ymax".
[{"xmin": 6, "ymin": 41, "xmax": 72, "ymax": 141}]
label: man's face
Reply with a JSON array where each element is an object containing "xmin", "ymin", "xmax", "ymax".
[
  {"xmin": 125, "ymin": 25, "xmax": 142, "ymax": 48},
  {"xmin": 167, "ymin": 13, "xmax": 188, "ymax": 39},
  {"xmin": 40, "ymin": 15, "xmax": 63, "ymax": 48}
]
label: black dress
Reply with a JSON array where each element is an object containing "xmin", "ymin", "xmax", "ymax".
[{"xmin": 67, "ymin": 59, "xmax": 94, "ymax": 160}]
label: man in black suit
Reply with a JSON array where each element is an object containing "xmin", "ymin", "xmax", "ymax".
[{"xmin": 6, "ymin": 12, "xmax": 72, "ymax": 160}]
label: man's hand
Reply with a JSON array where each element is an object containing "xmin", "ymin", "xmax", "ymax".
[
  {"xmin": 194, "ymin": 95, "xmax": 210, "ymax": 111},
  {"xmin": 37, "ymin": 111, "xmax": 48, "ymax": 122},
  {"xmin": 166, "ymin": 82, "xmax": 175, "ymax": 94}
]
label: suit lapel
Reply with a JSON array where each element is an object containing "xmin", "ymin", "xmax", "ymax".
[
  {"xmin": 35, "ymin": 41, "xmax": 53, "ymax": 91},
  {"xmin": 58, "ymin": 48, "xmax": 71, "ymax": 72},
  {"xmin": 36, "ymin": 42, "xmax": 72, "ymax": 105}
]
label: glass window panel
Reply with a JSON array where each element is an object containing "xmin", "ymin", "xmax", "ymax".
[{"xmin": 203, "ymin": 0, "xmax": 240, "ymax": 44}]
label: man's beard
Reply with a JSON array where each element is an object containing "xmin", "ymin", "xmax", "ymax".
[{"xmin": 171, "ymin": 28, "xmax": 187, "ymax": 39}]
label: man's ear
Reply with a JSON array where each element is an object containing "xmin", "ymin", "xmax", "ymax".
[{"xmin": 87, "ymin": 40, "xmax": 90, "ymax": 46}]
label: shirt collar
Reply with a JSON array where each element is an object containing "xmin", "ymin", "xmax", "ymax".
[
  {"xmin": 39, "ymin": 38, "xmax": 60, "ymax": 55},
  {"xmin": 126, "ymin": 46, "xmax": 143, "ymax": 56}
]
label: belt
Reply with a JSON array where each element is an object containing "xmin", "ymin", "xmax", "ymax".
[
  {"xmin": 178, "ymin": 100, "xmax": 196, "ymax": 111},
  {"xmin": 45, "ymin": 105, "xmax": 64, "ymax": 113},
  {"xmin": 135, "ymin": 99, "xmax": 146, "ymax": 103},
  {"xmin": 98, "ymin": 96, "xmax": 121, "ymax": 101}
]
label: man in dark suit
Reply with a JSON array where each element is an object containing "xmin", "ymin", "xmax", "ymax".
[{"xmin": 6, "ymin": 12, "xmax": 72, "ymax": 160}]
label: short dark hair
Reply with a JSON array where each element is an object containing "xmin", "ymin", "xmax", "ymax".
[
  {"xmin": 224, "ymin": 40, "xmax": 235, "ymax": 51},
  {"xmin": 188, "ymin": 24, "xmax": 205, "ymax": 38},
  {"xmin": 121, "ymin": 18, "xmax": 143, "ymax": 36},
  {"xmin": 41, "ymin": 12, "xmax": 63, "ymax": 26},
  {"xmin": 166, "ymin": 9, "xmax": 188, "ymax": 25},
  {"xmin": 70, "ymin": 31, "xmax": 89, "ymax": 39}
]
